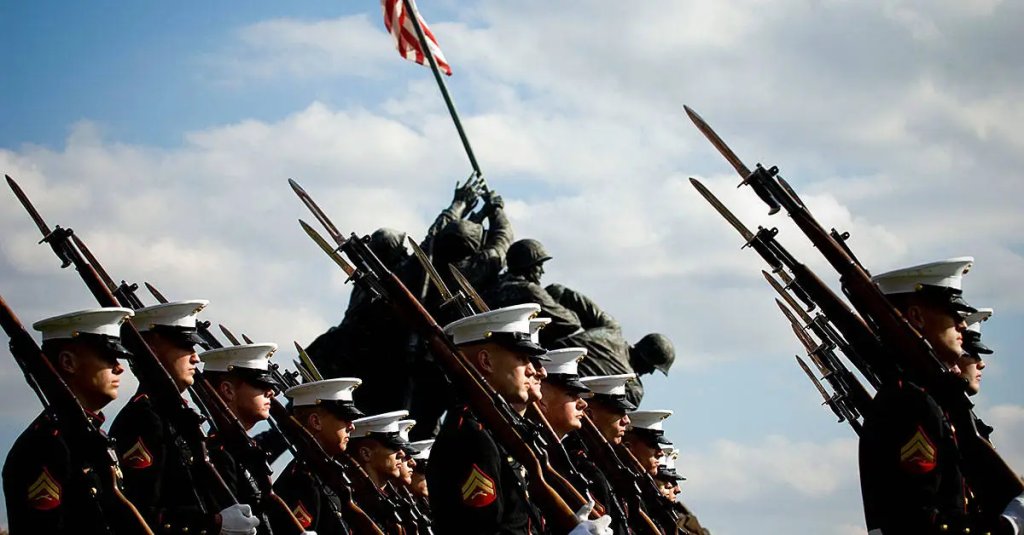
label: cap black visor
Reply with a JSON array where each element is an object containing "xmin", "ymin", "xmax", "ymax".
[
  {"xmin": 593, "ymin": 393, "xmax": 636, "ymax": 412},
  {"xmin": 546, "ymin": 374, "xmax": 591, "ymax": 394},
  {"xmin": 488, "ymin": 331, "xmax": 549, "ymax": 360},
  {"xmin": 320, "ymin": 400, "xmax": 365, "ymax": 421}
]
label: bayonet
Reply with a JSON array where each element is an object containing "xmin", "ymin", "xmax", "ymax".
[
  {"xmin": 292, "ymin": 360, "xmax": 317, "ymax": 384},
  {"xmin": 219, "ymin": 324, "xmax": 242, "ymax": 346},
  {"xmin": 449, "ymin": 264, "xmax": 490, "ymax": 312},
  {"xmin": 299, "ymin": 219, "xmax": 356, "ymax": 277},
  {"xmin": 6, "ymin": 175, "xmax": 75, "ymax": 268},
  {"xmin": 241, "ymin": 334, "xmax": 254, "ymax": 345},
  {"xmin": 145, "ymin": 282, "xmax": 169, "ymax": 304},
  {"xmin": 795, "ymin": 356, "xmax": 836, "ymax": 410},
  {"xmin": 764, "ymin": 271, "xmax": 814, "ymax": 324},
  {"xmin": 684, "ymin": 107, "xmax": 780, "ymax": 214},
  {"xmin": 408, "ymin": 237, "xmax": 453, "ymax": 301},
  {"xmin": 689, "ymin": 177, "xmax": 755, "ymax": 241},
  {"xmin": 683, "ymin": 107, "xmax": 751, "ymax": 179},
  {"xmin": 289, "ymin": 179, "xmax": 346, "ymax": 246},
  {"xmin": 294, "ymin": 341, "xmax": 324, "ymax": 382}
]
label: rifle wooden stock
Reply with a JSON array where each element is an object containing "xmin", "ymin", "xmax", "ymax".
[
  {"xmin": 267, "ymin": 399, "xmax": 387, "ymax": 535},
  {"xmin": 576, "ymin": 417, "xmax": 662, "ymax": 535},
  {"xmin": 0, "ymin": 294, "xmax": 155, "ymax": 535}
]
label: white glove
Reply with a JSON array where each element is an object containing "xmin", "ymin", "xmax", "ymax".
[
  {"xmin": 567, "ymin": 499, "xmax": 613, "ymax": 535},
  {"xmin": 303, "ymin": 532, "xmax": 318, "ymax": 535},
  {"xmin": 1003, "ymin": 495, "xmax": 1024, "ymax": 535},
  {"xmin": 219, "ymin": 503, "xmax": 261, "ymax": 535}
]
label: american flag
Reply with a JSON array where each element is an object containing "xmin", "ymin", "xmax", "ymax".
[{"xmin": 381, "ymin": 0, "xmax": 453, "ymax": 76}]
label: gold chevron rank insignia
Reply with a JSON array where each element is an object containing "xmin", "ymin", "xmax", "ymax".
[
  {"xmin": 900, "ymin": 426, "xmax": 937, "ymax": 474},
  {"xmin": 461, "ymin": 464, "xmax": 496, "ymax": 507},
  {"xmin": 27, "ymin": 467, "xmax": 62, "ymax": 511},
  {"xmin": 122, "ymin": 438, "xmax": 154, "ymax": 469},
  {"xmin": 292, "ymin": 501, "xmax": 313, "ymax": 529}
]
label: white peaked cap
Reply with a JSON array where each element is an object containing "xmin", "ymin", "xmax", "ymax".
[
  {"xmin": 659, "ymin": 442, "xmax": 675, "ymax": 456},
  {"xmin": 33, "ymin": 307, "xmax": 134, "ymax": 341},
  {"xmin": 659, "ymin": 448, "xmax": 679, "ymax": 471},
  {"xmin": 351, "ymin": 410, "xmax": 410, "ymax": 438},
  {"xmin": 397, "ymin": 419, "xmax": 416, "ymax": 442},
  {"xmin": 964, "ymin": 307, "xmax": 993, "ymax": 334},
  {"xmin": 580, "ymin": 374, "xmax": 636, "ymax": 396},
  {"xmin": 443, "ymin": 303, "xmax": 540, "ymax": 345},
  {"xmin": 872, "ymin": 257, "xmax": 973, "ymax": 294},
  {"xmin": 132, "ymin": 300, "xmax": 208, "ymax": 331},
  {"xmin": 545, "ymin": 347, "xmax": 587, "ymax": 375},
  {"xmin": 409, "ymin": 439, "xmax": 435, "ymax": 461},
  {"xmin": 628, "ymin": 410, "xmax": 674, "ymax": 432},
  {"xmin": 200, "ymin": 343, "xmax": 277, "ymax": 372},
  {"xmin": 285, "ymin": 378, "xmax": 362, "ymax": 407},
  {"xmin": 529, "ymin": 317, "xmax": 551, "ymax": 344}
]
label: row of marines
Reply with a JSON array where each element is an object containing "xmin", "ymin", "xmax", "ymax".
[{"xmin": 2, "ymin": 298, "xmax": 692, "ymax": 535}]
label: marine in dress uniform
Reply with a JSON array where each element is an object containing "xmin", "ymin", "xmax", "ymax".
[
  {"xmin": 623, "ymin": 410, "xmax": 673, "ymax": 477},
  {"xmin": 859, "ymin": 258, "xmax": 1024, "ymax": 534},
  {"xmin": 566, "ymin": 374, "xmax": 636, "ymax": 535},
  {"xmin": 3, "ymin": 308, "xmax": 135, "ymax": 535},
  {"xmin": 273, "ymin": 378, "xmax": 364, "ymax": 535},
  {"xmin": 428, "ymin": 304, "xmax": 549, "ymax": 535},
  {"xmin": 108, "ymin": 300, "xmax": 259, "ymax": 535},
  {"xmin": 200, "ymin": 343, "xmax": 283, "ymax": 535},
  {"xmin": 653, "ymin": 447, "xmax": 684, "ymax": 502},
  {"xmin": 407, "ymin": 440, "xmax": 435, "ymax": 515},
  {"xmin": 959, "ymin": 308, "xmax": 995, "ymax": 441}
]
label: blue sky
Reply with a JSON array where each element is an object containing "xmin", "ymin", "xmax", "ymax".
[{"xmin": 3, "ymin": 1, "xmax": 1024, "ymax": 533}]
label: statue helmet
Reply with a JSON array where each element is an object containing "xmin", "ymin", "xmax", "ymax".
[
  {"xmin": 369, "ymin": 227, "xmax": 408, "ymax": 267},
  {"xmin": 435, "ymin": 220, "xmax": 484, "ymax": 260},
  {"xmin": 632, "ymin": 333, "xmax": 675, "ymax": 376},
  {"xmin": 506, "ymin": 239, "xmax": 553, "ymax": 273}
]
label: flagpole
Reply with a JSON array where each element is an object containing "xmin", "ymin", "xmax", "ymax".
[{"xmin": 402, "ymin": 0, "xmax": 487, "ymax": 188}]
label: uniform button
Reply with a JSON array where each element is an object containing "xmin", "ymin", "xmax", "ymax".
[
  {"xmin": 163, "ymin": 523, "xmax": 172, "ymax": 531},
  {"xmin": 939, "ymin": 524, "xmax": 948, "ymax": 532}
]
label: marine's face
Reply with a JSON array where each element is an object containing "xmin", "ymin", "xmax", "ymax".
[
  {"xmin": 539, "ymin": 382, "xmax": 588, "ymax": 438},
  {"xmin": 231, "ymin": 380, "xmax": 275, "ymax": 430},
  {"xmin": 479, "ymin": 344, "xmax": 537, "ymax": 404},
  {"xmin": 63, "ymin": 342, "xmax": 125, "ymax": 410},
  {"xmin": 909, "ymin": 303, "xmax": 966, "ymax": 368},
  {"xmin": 398, "ymin": 455, "xmax": 415, "ymax": 485},
  {"xmin": 957, "ymin": 355, "xmax": 985, "ymax": 395},
  {"xmin": 144, "ymin": 331, "xmax": 199, "ymax": 391},
  {"xmin": 526, "ymin": 361, "xmax": 547, "ymax": 402},
  {"xmin": 315, "ymin": 412, "xmax": 354, "ymax": 455},
  {"xmin": 588, "ymin": 402, "xmax": 630, "ymax": 444},
  {"xmin": 624, "ymin": 434, "xmax": 661, "ymax": 475},
  {"xmin": 410, "ymin": 469, "xmax": 428, "ymax": 498}
]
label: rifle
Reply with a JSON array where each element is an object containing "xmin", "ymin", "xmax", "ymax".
[
  {"xmin": 769, "ymin": 281, "xmax": 871, "ymax": 434},
  {"xmin": 5, "ymin": 175, "xmax": 238, "ymax": 512},
  {"xmin": 0, "ymin": 294, "xmax": 155, "ymax": 535},
  {"xmin": 289, "ymin": 179, "xmax": 581, "ymax": 533},
  {"xmin": 689, "ymin": 176, "xmax": 885, "ymax": 389},
  {"xmin": 684, "ymin": 106, "xmax": 1024, "ymax": 517}
]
